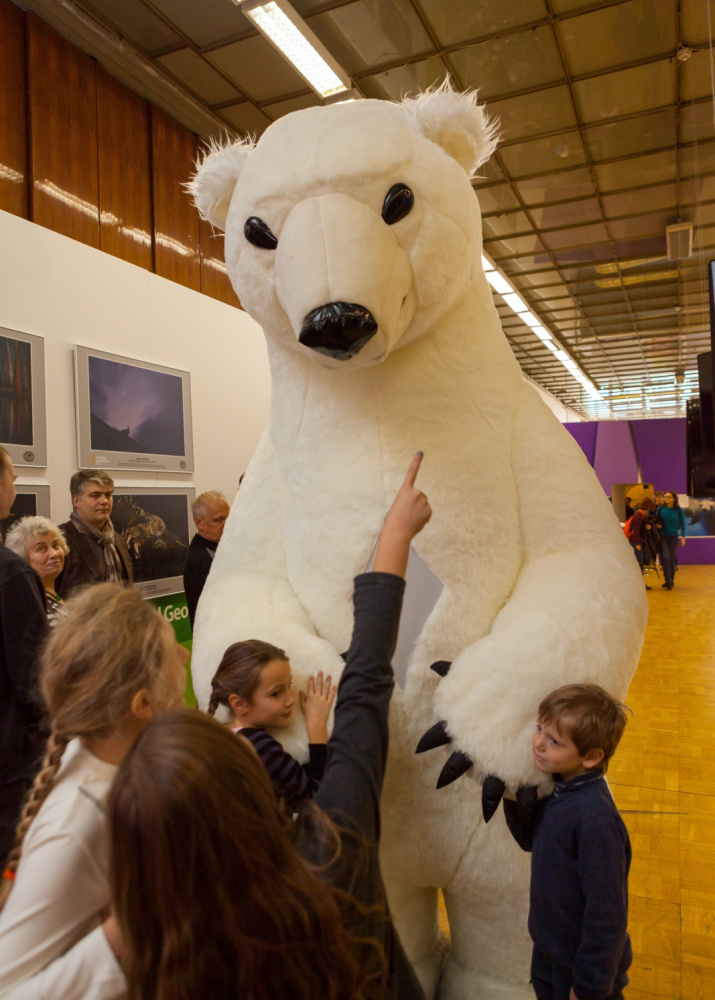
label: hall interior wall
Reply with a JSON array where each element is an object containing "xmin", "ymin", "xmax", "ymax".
[
  {"xmin": 565, "ymin": 417, "xmax": 715, "ymax": 564},
  {"xmin": 0, "ymin": 207, "xmax": 271, "ymax": 520},
  {"xmin": 0, "ymin": 0, "xmax": 239, "ymax": 309}
]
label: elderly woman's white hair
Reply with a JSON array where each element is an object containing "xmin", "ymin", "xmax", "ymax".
[{"xmin": 5, "ymin": 516, "xmax": 69, "ymax": 559}]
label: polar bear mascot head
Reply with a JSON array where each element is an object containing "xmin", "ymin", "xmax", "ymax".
[{"xmin": 189, "ymin": 82, "xmax": 498, "ymax": 369}]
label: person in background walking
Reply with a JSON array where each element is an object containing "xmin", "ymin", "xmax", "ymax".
[
  {"xmin": 659, "ymin": 491, "xmax": 686, "ymax": 591},
  {"xmin": 627, "ymin": 497, "xmax": 657, "ymax": 590}
]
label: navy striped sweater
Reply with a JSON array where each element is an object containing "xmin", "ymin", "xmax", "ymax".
[{"xmin": 237, "ymin": 727, "xmax": 327, "ymax": 810}]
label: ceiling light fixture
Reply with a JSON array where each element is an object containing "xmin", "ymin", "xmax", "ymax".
[
  {"xmin": 481, "ymin": 252, "xmax": 604, "ymax": 406},
  {"xmin": 485, "ymin": 270, "xmax": 512, "ymax": 295},
  {"xmin": 502, "ymin": 292, "xmax": 529, "ymax": 313},
  {"xmin": 232, "ymin": 0, "xmax": 352, "ymax": 99}
]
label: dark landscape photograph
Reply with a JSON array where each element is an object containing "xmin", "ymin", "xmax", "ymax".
[
  {"xmin": 112, "ymin": 492, "xmax": 190, "ymax": 584},
  {"xmin": 0, "ymin": 335, "xmax": 33, "ymax": 446},
  {"xmin": 88, "ymin": 355, "xmax": 185, "ymax": 456},
  {"xmin": 0, "ymin": 491, "xmax": 37, "ymax": 541}
]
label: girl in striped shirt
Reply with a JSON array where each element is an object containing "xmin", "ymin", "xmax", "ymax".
[{"xmin": 208, "ymin": 641, "xmax": 336, "ymax": 810}]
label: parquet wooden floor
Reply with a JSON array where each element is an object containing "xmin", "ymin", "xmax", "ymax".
[{"xmin": 610, "ymin": 564, "xmax": 715, "ymax": 1000}]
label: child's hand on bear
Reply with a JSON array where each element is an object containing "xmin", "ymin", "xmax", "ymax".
[{"xmin": 300, "ymin": 671, "xmax": 337, "ymax": 744}]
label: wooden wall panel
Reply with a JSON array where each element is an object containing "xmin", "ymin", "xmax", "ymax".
[
  {"xmin": 199, "ymin": 219, "xmax": 241, "ymax": 309},
  {"xmin": 27, "ymin": 14, "xmax": 99, "ymax": 247},
  {"xmin": 151, "ymin": 107, "xmax": 200, "ymax": 290},
  {"xmin": 0, "ymin": 0, "xmax": 28, "ymax": 219},
  {"xmin": 97, "ymin": 68, "xmax": 153, "ymax": 271}
]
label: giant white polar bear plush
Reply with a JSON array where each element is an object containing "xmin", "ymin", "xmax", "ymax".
[{"xmin": 189, "ymin": 86, "xmax": 647, "ymax": 999}]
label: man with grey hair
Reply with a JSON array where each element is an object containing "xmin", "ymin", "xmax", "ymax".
[
  {"xmin": 183, "ymin": 490, "xmax": 230, "ymax": 627},
  {"xmin": 58, "ymin": 470, "xmax": 133, "ymax": 598},
  {"xmin": 0, "ymin": 446, "xmax": 47, "ymax": 867}
]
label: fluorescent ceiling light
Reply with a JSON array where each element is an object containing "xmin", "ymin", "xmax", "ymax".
[
  {"xmin": 595, "ymin": 270, "xmax": 678, "ymax": 289},
  {"xmin": 502, "ymin": 292, "xmax": 529, "ymax": 313},
  {"xmin": 486, "ymin": 270, "xmax": 512, "ymax": 295},
  {"xmin": 236, "ymin": 0, "xmax": 351, "ymax": 98},
  {"xmin": 481, "ymin": 258, "xmax": 603, "ymax": 412}
]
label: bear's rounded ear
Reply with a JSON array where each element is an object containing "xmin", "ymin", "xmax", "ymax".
[
  {"xmin": 402, "ymin": 80, "xmax": 499, "ymax": 177},
  {"xmin": 187, "ymin": 136, "xmax": 256, "ymax": 231}
]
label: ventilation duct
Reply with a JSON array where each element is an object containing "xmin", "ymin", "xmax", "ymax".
[{"xmin": 666, "ymin": 222, "xmax": 693, "ymax": 260}]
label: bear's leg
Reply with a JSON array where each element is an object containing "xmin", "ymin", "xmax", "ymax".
[
  {"xmin": 440, "ymin": 879, "xmax": 533, "ymax": 1000},
  {"xmin": 389, "ymin": 882, "xmax": 446, "ymax": 997}
]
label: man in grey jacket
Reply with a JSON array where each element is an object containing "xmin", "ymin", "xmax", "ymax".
[{"xmin": 58, "ymin": 470, "xmax": 133, "ymax": 598}]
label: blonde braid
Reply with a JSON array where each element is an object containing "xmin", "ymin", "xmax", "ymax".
[{"xmin": 0, "ymin": 730, "xmax": 69, "ymax": 909}]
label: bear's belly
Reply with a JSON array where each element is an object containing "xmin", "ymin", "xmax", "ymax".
[{"xmin": 283, "ymin": 481, "xmax": 522, "ymax": 663}]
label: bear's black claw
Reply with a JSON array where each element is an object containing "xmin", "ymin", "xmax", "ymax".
[
  {"xmin": 415, "ymin": 720, "xmax": 451, "ymax": 754},
  {"xmin": 516, "ymin": 784, "xmax": 539, "ymax": 810},
  {"xmin": 436, "ymin": 751, "xmax": 473, "ymax": 788},
  {"xmin": 482, "ymin": 776, "xmax": 506, "ymax": 823},
  {"xmin": 430, "ymin": 660, "xmax": 452, "ymax": 677}
]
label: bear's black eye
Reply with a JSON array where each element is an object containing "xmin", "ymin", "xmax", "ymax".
[
  {"xmin": 244, "ymin": 217, "xmax": 278, "ymax": 249},
  {"xmin": 381, "ymin": 183, "xmax": 414, "ymax": 225}
]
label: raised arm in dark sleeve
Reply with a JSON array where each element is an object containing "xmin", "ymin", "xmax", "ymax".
[{"xmin": 313, "ymin": 571, "xmax": 404, "ymax": 841}]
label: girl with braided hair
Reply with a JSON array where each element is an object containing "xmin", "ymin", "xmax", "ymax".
[
  {"xmin": 208, "ymin": 640, "xmax": 336, "ymax": 810},
  {"xmin": 0, "ymin": 584, "xmax": 187, "ymax": 999}
]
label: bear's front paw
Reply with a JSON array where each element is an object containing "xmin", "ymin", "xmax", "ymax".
[{"xmin": 416, "ymin": 660, "xmax": 537, "ymax": 822}]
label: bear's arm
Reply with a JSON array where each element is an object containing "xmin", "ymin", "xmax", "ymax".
[
  {"xmin": 432, "ymin": 381, "xmax": 647, "ymax": 789},
  {"xmin": 189, "ymin": 429, "xmax": 345, "ymax": 760}
]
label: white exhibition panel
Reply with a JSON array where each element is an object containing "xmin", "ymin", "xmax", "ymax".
[{"xmin": 0, "ymin": 208, "xmax": 271, "ymax": 520}]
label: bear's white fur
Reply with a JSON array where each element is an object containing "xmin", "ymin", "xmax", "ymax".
[{"xmin": 189, "ymin": 85, "xmax": 648, "ymax": 999}]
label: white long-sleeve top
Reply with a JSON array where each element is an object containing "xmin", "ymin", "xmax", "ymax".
[{"xmin": 0, "ymin": 740, "xmax": 126, "ymax": 1000}]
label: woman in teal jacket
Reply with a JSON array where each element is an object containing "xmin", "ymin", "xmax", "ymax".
[{"xmin": 659, "ymin": 490, "xmax": 686, "ymax": 590}]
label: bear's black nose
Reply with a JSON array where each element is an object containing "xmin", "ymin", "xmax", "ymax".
[{"xmin": 299, "ymin": 302, "xmax": 377, "ymax": 361}]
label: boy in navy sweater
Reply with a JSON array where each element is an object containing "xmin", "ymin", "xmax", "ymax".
[{"xmin": 503, "ymin": 684, "xmax": 632, "ymax": 1000}]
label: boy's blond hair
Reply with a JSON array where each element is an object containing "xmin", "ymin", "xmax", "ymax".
[{"xmin": 538, "ymin": 683, "xmax": 630, "ymax": 770}]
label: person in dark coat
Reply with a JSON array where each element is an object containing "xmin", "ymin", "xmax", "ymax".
[
  {"xmin": 0, "ymin": 446, "xmax": 48, "ymax": 868},
  {"xmin": 57, "ymin": 471, "xmax": 133, "ymax": 599},
  {"xmin": 183, "ymin": 491, "xmax": 230, "ymax": 627}
]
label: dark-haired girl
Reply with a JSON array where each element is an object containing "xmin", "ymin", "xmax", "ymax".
[{"xmin": 208, "ymin": 640, "xmax": 335, "ymax": 809}]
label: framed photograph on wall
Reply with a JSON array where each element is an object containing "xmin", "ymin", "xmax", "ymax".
[
  {"xmin": 110, "ymin": 487, "xmax": 195, "ymax": 599},
  {"xmin": 74, "ymin": 346, "xmax": 194, "ymax": 473},
  {"xmin": 0, "ymin": 327, "xmax": 47, "ymax": 468},
  {"xmin": 681, "ymin": 496, "xmax": 715, "ymax": 536},
  {"xmin": 0, "ymin": 483, "xmax": 51, "ymax": 540}
]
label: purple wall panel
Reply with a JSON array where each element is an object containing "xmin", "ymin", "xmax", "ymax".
[
  {"xmin": 678, "ymin": 538, "xmax": 715, "ymax": 564},
  {"xmin": 592, "ymin": 422, "xmax": 639, "ymax": 495},
  {"xmin": 630, "ymin": 418, "xmax": 686, "ymax": 493},
  {"xmin": 564, "ymin": 422, "xmax": 598, "ymax": 465},
  {"xmin": 561, "ymin": 417, "xmax": 712, "ymax": 562}
]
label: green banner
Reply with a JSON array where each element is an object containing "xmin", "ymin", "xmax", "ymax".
[{"xmin": 149, "ymin": 592, "xmax": 196, "ymax": 707}]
